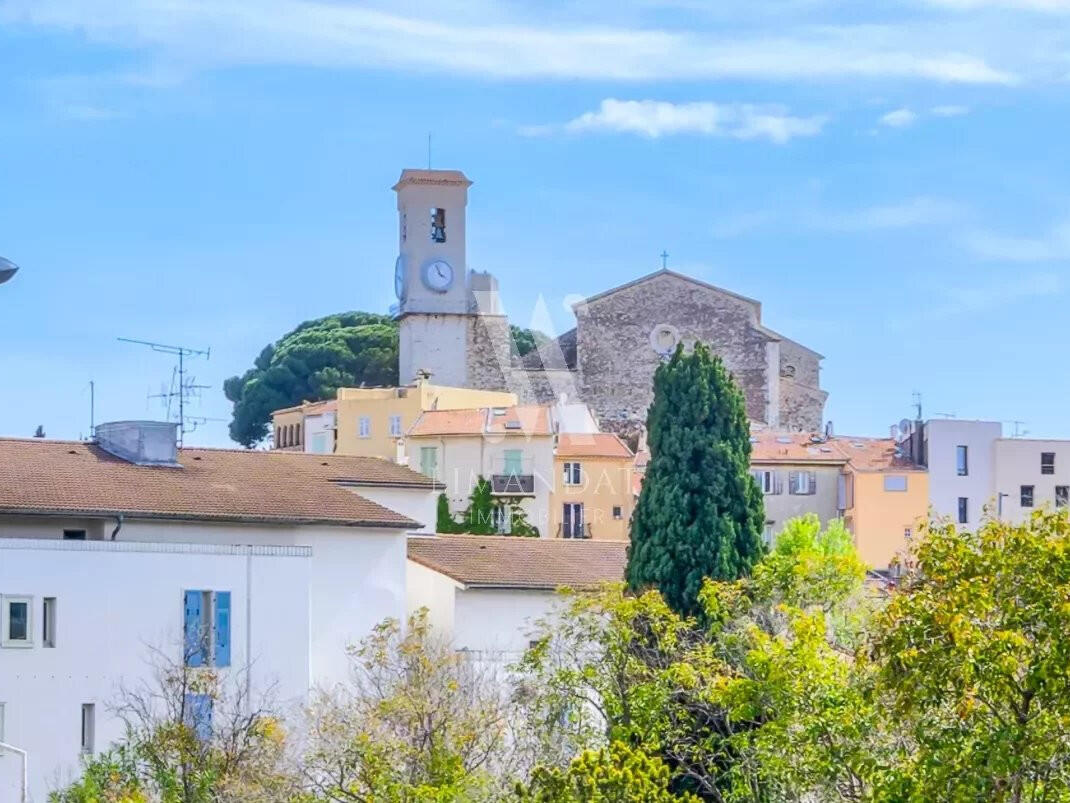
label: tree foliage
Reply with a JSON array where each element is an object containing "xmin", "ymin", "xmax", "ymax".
[
  {"xmin": 626, "ymin": 342, "xmax": 765, "ymax": 617},
  {"xmin": 225, "ymin": 313, "xmax": 551, "ymax": 448},
  {"xmin": 870, "ymin": 510, "xmax": 1070, "ymax": 801},
  {"xmin": 436, "ymin": 478, "xmax": 540, "ymax": 537},
  {"xmin": 225, "ymin": 312, "xmax": 398, "ymax": 447},
  {"xmin": 51, "ymin": 647, "xmax": 293, "ymax": 803}
]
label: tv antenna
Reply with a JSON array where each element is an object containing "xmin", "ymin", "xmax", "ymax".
[
  {"xmin": 911, "ymin": 391, "xmax": 923, "ymax": 421},
  {"xmin": 1008, "ymin": 420, "xmax": 1029, "ymax": 438},
  {"xmin": 119, "ymin": 337, "xmax": 211, "ymax": 446}
]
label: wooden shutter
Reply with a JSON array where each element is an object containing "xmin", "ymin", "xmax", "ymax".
[
  {"xmin": 183, "ymin": 590, "xmax": 204, "ymax": 668},
  {"xmin": 213, "ymin": 591, "xmax": 231, "ymax": 668},
  {"xmin": 807, "ymin": 472, "xmax": 817, "ymax": 495},
  {"xmin": 773, "ymin": 471, "xmax": 784, "ymax": 495}
]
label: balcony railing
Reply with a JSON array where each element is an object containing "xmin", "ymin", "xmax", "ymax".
[{"xmin": 491, "ymin": 473, "xmax": 535, "ymax": 495}]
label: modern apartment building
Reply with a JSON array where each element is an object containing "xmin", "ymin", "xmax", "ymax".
[{"xmin": 899, "ymin": 418, "xmax": 1070, "ymax": 528}]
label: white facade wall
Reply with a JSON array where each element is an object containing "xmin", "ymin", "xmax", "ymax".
[
  {"xmin": 453, "ymin": 588, "xmax": 561, "ymax": 659},
  {"xmin": 304, "ymin": 411, "xmax": 336, "ymax": 454},
  {"xmin": 0, "ymin": 539, "xmax": 311, "ymax": 803},
  {"xmin": 405, "ymin": 558, "xmax": 460, "ymax": 635},
  {"xmin": 994, "ymin": 439, "xmax": 1070, "ymax": 524},
  {"xmin": 350, "ymin": 486, "xmax": 437, "ymax": 533},
  {"xmin": 924, "ymin": 420, "xmax": 1001, "ymax": 529}
]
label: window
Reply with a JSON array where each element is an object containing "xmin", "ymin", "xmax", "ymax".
[
  {"xmin": 419, "ymin": 447, "xmax": 438, "ymax": 478},
  {"xmin": 751, "ymin": 470, "xmax": 781, "ymax": 495},
  {"xmin": 563, "ymin": 461, "xmax": 582, "ymax": 486},
  {"xmin": 788, "ymin": 470, "xmax": 816, "ymax": 495},
  {"xmin": 430, "ymin": 207, "xmax": 446, "ymax": 242},
  {"xmin": 562, "ymin": 503, "xmax": 585, "ymax": 538},
  {"xmin": 958, "ymin": 497, "xmax": 969, "ymax": 524},
  {"xmin": 763, "ymin": 521, "xmax": 776, "ymax": 547},
  {"xmin": 81, "ymin": 703, "xmax": 95, "ymax": 754},
  {"xmin": 43, "ymin": 597, "xmax": 56, "ymax": 648},
  {"xmin": 612, "ymin": 506, "xmax": 623, "ymax": 520},
  {"xmin": 1057, "ymin": 486, "xmax": 1069, "ymax": 508},
  {"xmin": 492, "ymin": 504, "xmax": 512, "ymax": 534},
  {"xmin": 389, "ymin": 414, "xmax": 403, "ymax": 437},
  {"xmin": 503, "ymin": 449, "xmax": 524, "ymax": 476},
  {"xmin": 63, "ymin": 529, "xmax": 86, "ymax": 540},
  {"xmin": 956, "ymin": 445, "xmax": 969, "ymax": 476},
  {"xmin": 184, "ymin": 693, "xmax": 213, "ymax": 742},
  {"xmin": 904, "ymin": 527, "xmax": 913, "ymax": 541},
  {"xmin": 883, "ymin": 475, "xmax": 908, "ymax": 492},
  {"xmin": 1021, "ymin": 485, "xmax": 1035, "ymax": 508},
  {"xmin": 358, "ymin": 416, "xmax": 371, "ymax": 438},
  {"xmin": 1041, "ymin": 452, "xmax": 1056, "ymax": 475},
  {"xmin": 2, "ymin": 595, "xmax": 32, "ymax": 647},
  {"xmin": 183, "ymin": 590, "xmax": 231, "ymax": 668}
]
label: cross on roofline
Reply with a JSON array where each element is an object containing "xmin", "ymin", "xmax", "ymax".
[{"xmin": 660, "ymin": 250, "xmax": 669, "ymax": 269}]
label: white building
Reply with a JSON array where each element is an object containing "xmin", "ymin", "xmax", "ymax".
[
  {"xmin": 0, "ymin": 421, "xmax": 439, "ymax": 801},
  {"xmin": 899, "ymin": 418, "xmax": 1070, "ymax": 528},
  {"xmin": 406, "ymin": 534, "xmax": 627, "ymax": 660}
]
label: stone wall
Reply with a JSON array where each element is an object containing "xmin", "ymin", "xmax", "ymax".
[
  {"xmin": 778, "ymin": 379, "xmax": 827, "ymax": 431},
  {"xmin": 465, "ymin": 314, "xmax": 512, "ymax": 391},
  {"xmin": 576, "ymin": 272, "xmax": 773, "ymax": 428}
]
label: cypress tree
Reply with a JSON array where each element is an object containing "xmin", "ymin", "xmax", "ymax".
[{"xmin": 626, "ymin": 342, "xmax": 765, "ymax": 617}]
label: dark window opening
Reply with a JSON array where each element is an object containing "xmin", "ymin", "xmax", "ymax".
[
  {"xmin": 1021, "ymin": 485, "xmax": 1035, "ymax": 508},
  {"xmin": 1057, "ymin": 486, "xmax": 1069, "ymax": 508},
  {"xmin": 1041, "ymin": 452, "xmax": 1055, "ymax": 475},
  {"xmin": 956, "ymin": 445, "xmax": 968, "ymax": 476},
  {"xmin": 430, "ymin": 207, "xmax": 446, "ymax": 243},
  {"xmin": 63, "ymin": 529, "xmax": 87, "ymax": 540},
  {"xmin": 957, "ymin": 497, "xmax": 968, "ymax": 524}
]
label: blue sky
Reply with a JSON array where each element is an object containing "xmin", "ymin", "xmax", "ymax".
[{"xmin": 1, "ymin": 0, "xmax": 1068, "ymax": 446}]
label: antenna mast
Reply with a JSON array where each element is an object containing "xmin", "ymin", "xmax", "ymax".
[{"xmin": 119, "ymin": 337, "xmax": 211, "ymax": 446}]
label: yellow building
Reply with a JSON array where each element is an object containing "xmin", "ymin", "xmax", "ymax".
[
  {"xmin": 551, "ymin": 433, "xmax": 634, "ymax": 541},
  {"xmin": 270, "ymin": 378, "xmax": 516, "ymax": 459},
  {"xmin": 839, "ymin": 438, "xmax": 929, "ymax": 569}
]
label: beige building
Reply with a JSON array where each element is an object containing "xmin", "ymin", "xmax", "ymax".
[
  {"xmin": 404, "ymin": 404, "xmax": 557, "ymax": 538},
  {"xmin": 270, "ymin": 378, "xmax": 515, "ymax": 459},
  {"xmin": 749, "ymin": 431, "xmax": 849, "ymax": 545},
  {"xmin": 839, "ymin": 438, "xmax": 929, "ymax": 570},
  {"xmin": 550, "ymin": 433, "xmax": 634, "ymax": 540}
]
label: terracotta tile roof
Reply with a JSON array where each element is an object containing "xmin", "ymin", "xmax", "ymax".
[
  {"xmin": 407, "ymin": 534, "xmax": 627, "ymax": 590},
  {"xmin": 0, "ymin": 438, "xmax": 439, "ymax": 528},
  {"xmin": 486, "ymin": 405, "xmax": 552, "ymax": 436},
  {"xmin": 557, "ymin": 433, "xmax": 633, "ymax": 459},
  {"xmin": 407, "ymin": 408, "xmax": 487, "ymax": 436},
  {"xmin": 834, "ymin": 437, "xmax": 924, "ymax": 472},
  {"xmin": 749, "ymin": 431, "xmax": 849, "ymax": 464},
  {"xmin": 407, "ymin": 405, "xmax": 553, "ymax": 437}
]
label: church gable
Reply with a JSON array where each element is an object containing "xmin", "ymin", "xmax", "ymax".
[{"xmin": 578, "ymin": 269, "xmax": 762, "ymax": 324}]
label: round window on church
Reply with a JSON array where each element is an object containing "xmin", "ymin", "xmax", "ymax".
[{"xmin": 650, "ymin": 324, "xmax": 680, "ymax": 356}]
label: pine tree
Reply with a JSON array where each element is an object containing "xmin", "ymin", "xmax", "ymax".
[{"xmin": 626, "ymin": 342, "xmax": 765, "ymax": 617}]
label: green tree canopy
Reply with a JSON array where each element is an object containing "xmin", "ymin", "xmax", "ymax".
[
  {"xmin": 225, "ymin": 313, "xmax": 550, "ymax": 448},
  {"xmin": 626, "ymin": 341, "xmax": 765, "ymax": 617}
]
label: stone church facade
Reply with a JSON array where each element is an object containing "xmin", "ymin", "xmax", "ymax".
[{"xmin": 391, "ymin": 168, "xmax": 826, "ymax": 437}]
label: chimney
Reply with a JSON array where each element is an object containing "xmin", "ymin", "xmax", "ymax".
[{"xmin": 95, "ymin": 421, "xmax": 181, "ymax": 467}]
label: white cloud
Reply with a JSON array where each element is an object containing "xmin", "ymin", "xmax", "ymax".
[
  {"xmin": 711, "ymin": 196, "xmax": 965, "ymax": 237},
  {"xmin": 923, "ymin": 0, "xmax": 1070, "ymax": 11},
  {"xmin": 808, "ymin": 197, "xmax": 964, "ymax": 230},
  {"xmin": 964, "ymin": 219, "xmax": 1070, "ymax": 261},
  {"xmin": 523, "ymin": 99, "xmax": 826, "ymax": 143},
  {"xmin": 61, "ymin": 104, "xmax": 125, "ymax": 121},
  {"xmin": 931, "ymin": 104, "xmax": 970, "ymax": 116},
  {"xmin": 0, "ymin": 0, "xmax": 1019, "ymax": 85},
  {"xmin": 930, "ymin": 271, "xmax": 1063, "ymax": 318},
  {"xmin": 880, "ymin": 107, "xmax": 918, "ymax": 127}
]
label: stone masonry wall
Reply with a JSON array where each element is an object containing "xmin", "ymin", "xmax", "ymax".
[{"xmin": 576, "ymin": 272, "xmax": 773, "ymax": 429}]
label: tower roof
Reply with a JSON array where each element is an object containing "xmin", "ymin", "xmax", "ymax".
[{"xmin": 393, "ymin": 169, "xmax": 472, "ymax": 191}]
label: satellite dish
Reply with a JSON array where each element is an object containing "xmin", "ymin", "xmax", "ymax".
[
  {"xmin": 0, "ymin": 256, "xmax": 19, "ymax": 285},
  {"xmin": 899, "ymin": 418, "xmax": 912, "ymax": 434}
]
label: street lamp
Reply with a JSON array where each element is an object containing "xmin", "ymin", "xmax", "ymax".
[{"xmin": 0, "ymin": 256, "xmax": 19, "ymax": 285}]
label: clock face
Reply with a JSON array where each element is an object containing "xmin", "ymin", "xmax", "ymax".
[
  {"xmin": 422, "ymin": 260, "xmax": 454, "ymax": 293},
  {"xmin": 394, "ymin": 255, "xmax": 406, "ymax": 300}
]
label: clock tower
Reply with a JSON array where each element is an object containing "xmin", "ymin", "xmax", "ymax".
[{"xmin": 394, "ymin": 168, "xmax": 474, "ymax": 386}]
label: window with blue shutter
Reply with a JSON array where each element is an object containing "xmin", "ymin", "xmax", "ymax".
[
  {"xmin": 183, "ymin": 590, "xmax": 206, "ymax": 667},
  {"xmin": 213, "ymin": 592, "xmax": 231, "ymax": 667},
  {"xmin": 184, "ymin": 693, "xmax": 213, "ymax": 742}
]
